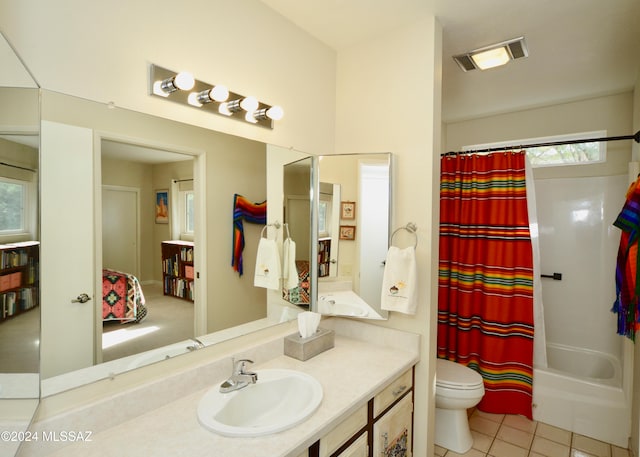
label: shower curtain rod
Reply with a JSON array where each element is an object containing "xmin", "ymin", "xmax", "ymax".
[
  {"xmin": 0, "ymin": 161, "xmax": 36, "ymax": 172},
  {"xmin": 441, "ymin": 130, "xmax": 640, "ymax": 156}
]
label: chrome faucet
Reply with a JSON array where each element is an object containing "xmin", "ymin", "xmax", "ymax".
[
  {"xmin": 186, "ymin": 338, "xmax": 205, "ymax": 351},
  {"xmin": 219, "ymin": 358, "xmax": 258, "ymax": 393}
]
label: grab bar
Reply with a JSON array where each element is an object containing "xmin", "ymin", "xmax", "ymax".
[{"xmin": 541, "ymin": 272, "xmax": 562, "ymax": 281}]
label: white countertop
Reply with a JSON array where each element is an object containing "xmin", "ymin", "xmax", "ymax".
[{"xmin": 23, "ymin": 319, "xmax": 419, "ymax": 457}]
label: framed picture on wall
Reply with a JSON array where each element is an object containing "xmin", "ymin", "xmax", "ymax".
[
  {"xmin": 341, "ymin": 201, "xmax": 356, "ymax": 219},
  {"xmin": 339, "ymin": 225, "xmax": 356, "ymax": 240},
  {"xmin": 155, "ymin": 190, "xmax": 169, "ymax": 224}
]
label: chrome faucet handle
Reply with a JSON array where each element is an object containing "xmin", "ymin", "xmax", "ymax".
[{"xmin": 233, "ymin": 358, "xmax": 254, "ymax": 375}]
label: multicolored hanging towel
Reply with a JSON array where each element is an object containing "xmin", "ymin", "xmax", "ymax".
[
  {"xmin": 232, "ymin": 194, "xmax": 267, "ymax": 276},
  {"xmin": 437, "ymin": 151, "xmax": 535, "ymax": 419},
  {"xmin": 612, "ymin": 178, "xmax": 640, "ymax": 340}
]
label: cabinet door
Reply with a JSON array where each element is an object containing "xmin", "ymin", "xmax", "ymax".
[
  {"xmin": 373, "ymin": 394, "xmax": 413, "ymax": 457},
  {"xmin": 335, "ymin": 433, "xmax": 368, "ymax": 457},
  {"xmin": 320, "ymin": 404, "xmax": 368, "ymax": 457}
]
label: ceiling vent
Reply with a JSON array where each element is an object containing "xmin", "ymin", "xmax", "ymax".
[{"xmin": 453, "ymin": 36, "xmax": 529, "ymax": 72}]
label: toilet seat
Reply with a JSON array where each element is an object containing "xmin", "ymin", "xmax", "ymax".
[{"xmin": 436, "ymin": 359, "xmax": 484, "ymax": 390}]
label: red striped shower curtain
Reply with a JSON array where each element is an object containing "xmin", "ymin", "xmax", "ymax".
[{"xmin": 437, "ymin": 151, "xmax": 534, "ymax": 419}]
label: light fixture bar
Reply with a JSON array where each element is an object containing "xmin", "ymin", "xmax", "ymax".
[{"xmin": 148, "ymin": 64, "xmax": 279, "ymax": 129}]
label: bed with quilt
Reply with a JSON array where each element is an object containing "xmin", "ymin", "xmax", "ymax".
[{"xmin": 102, "ymin": 269, "xmax": 147, "ymax": 323}]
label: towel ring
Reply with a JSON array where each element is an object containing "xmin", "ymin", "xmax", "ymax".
[
  {"xmin": 390, "ymin": 222, "xmax": 418, "ymax": 249},
  {"xmin": 261, "ymin": 221, "xmax": 281, "ymax": 239}
]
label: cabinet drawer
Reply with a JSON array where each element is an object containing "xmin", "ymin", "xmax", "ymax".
[
  {"xmin": 319, "ymin": 404, "xmax": 367, "ymax": 457},
  {"xmin": 373, "ymin": 369, "xmax": 412, "ymax": 418}
]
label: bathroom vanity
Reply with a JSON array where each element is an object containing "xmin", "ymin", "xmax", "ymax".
[
  {"xmin": 310, "ymin": 367, "xmax": 413, "ymax": 457},
  {"xmin": 19, "ymin": 318, "xmax": 419, "ymax": 457}
]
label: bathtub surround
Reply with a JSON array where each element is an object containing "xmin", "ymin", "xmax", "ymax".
[
  {"xmin": 533, "ymin": 343, "xmax": 628, "ymax": 447},
  {"xmin": 19, "ymin": 318, "xmax": 419, "ymax": 456},
  {"xmin": 438, "ymin": 151, "xmax": 535, "ymax": 419},
  {"xmin": 532, "ymin": 174, "xmax": 631, "ymax": 446}
]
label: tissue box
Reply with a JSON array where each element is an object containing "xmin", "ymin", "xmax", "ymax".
[{"xmin": 284, "ymin": 328, "xmax": 335, "ymax": 361}]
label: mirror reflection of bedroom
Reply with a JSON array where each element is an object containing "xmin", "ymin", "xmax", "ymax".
[{"xmin": 100, "ymin": 139, "xmax": 195, "ymax": 362}]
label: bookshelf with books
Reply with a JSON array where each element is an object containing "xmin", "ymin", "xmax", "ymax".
[
  {"xmin": 161, "ymin": 240, "xmax": 194, "ymax": 302},
  {"xmin": 0, "ymin": 241, "xmax": 39, "ymax": 322},
  {"xmin": 318, "ymin": 238, "xmax": 331, "ymax": 278}
]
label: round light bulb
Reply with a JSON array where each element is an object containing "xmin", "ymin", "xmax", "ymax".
[
  {"xmin": 210, "ymin": 85, "xmax": 229, "ymax": 102},
  {"xmin": 187, "ymin": 92, "xmax": 203, "ymax": 107},
  {"xmin": 218, "ymin": 103, "xmax": 232, "ymax": 116},
  {"xmin": 174, "ymin": 72, "xmax": 195, "ymax": 91},
  {"xmin": 266, "ymin": 106, "xmax": 284, "ymax": 121},
  {"xmin": 240, "ymin": 96, "xmax": 259, "ymax": 112},
  {"xmin": 245, "ymin": 111, "xmax": 258, "ymax": 123}
]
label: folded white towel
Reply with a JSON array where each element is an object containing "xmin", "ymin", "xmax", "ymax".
[
  {"xmin": 254, "ymin": 238, "xmax": 281, "ymax": 290},
  {"xmin": 380, "ymin": 246, "xmax": 418, "ymax": 314},
  {"xmin": 282, "ymin": 238, "xmax": 299, "ymax": 290}
]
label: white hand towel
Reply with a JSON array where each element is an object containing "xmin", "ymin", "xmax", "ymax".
[
  {"xmin": 254, "ymin": 238, "xmax": 281, "ymax": 290},
  {"xmin": 282, "ymin": 238, "xmax": 299, "ymax": 290},
  {"xmin": 381, "ymin": 246, "xmax": 418, "ymax": 314}
]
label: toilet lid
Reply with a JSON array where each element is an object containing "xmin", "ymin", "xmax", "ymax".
[{"xmin": 436, "ymin": 359, "xmax": 484, "ymax": 390}]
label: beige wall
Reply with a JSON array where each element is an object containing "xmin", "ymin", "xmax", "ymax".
[
  {"xmin": 0, "ymin": 0, "xmax": 336, "ymax": 156},
  {"xmin": 334, "ymin": 17, "xmax": 442, "ymax": 457},
  {"xmin": 203, "ymin": 138, "xmax": 268, "ymax": 333},
  {"xmin": 445, "ymin": 92, "xmax": 634, "ymax": 179}
]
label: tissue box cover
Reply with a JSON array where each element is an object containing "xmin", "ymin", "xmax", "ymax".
[{"xmin": 284, "ymin": 328, "xmax": 335, "ymax": 361}]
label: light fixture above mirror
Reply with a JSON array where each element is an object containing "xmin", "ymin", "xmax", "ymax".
[{"xmin": 149, "ymin": 65, "xmax": 283, "ymax": 129}]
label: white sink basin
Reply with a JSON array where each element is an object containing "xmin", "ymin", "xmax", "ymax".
[{"xmin": 197, "ymin": 369, "xmax": 323, "ymax": 437}]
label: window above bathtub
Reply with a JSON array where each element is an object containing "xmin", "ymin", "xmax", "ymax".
[{"xmin": 462, "ymin": 130, "xmax": 607, "ymax": 168}]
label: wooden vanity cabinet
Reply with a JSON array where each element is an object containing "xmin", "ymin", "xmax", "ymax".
[{"xmin": 310, "ymin": 367, "xmax": 414, "ymax": 457}]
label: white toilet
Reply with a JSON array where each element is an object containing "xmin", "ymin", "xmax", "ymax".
[{"xmin": 435, "ymin": 358, "xmax": 485, "ymax": 454}]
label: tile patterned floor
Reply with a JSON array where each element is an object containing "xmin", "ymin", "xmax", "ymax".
[{"xmin": 434, "ymin": 409, "xmax": 631, "ymax": 457}]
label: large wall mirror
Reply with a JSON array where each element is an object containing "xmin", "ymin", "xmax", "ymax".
[
  {"xmin": 0, "ymin": 32, "xmax": 40, "ymax": 457},
  {"xmin": 281, "ymin": 157, "xmax": 313, "ymax": 310},
  {"xmin": 35, "ymin": 90, "xmax": 311, "ymax": 397},
  {"xmin": 313, "ymin": 153, "xmax": 392, "ymax": 320}
]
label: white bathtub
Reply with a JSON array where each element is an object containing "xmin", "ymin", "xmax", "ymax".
[{"xmin": 533, "ymin": 343, "xmax": 629, "ymax": 447}]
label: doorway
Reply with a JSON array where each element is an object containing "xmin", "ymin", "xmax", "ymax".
[{"xmin": 99, "ymin": 139, "xmax": 198, "ymax": 363}]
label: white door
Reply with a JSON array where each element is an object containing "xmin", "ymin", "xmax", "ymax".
[
  {"xmin": 102, "ymin": 186, "xmax": 138, "ymax": 276},
  {"xmin": 40, "ymin": 121, "xmax": 95, "ymax": 379},
  {"xmin": 358, "ymin": 161, "xmax": 390, "ymax": 307}
]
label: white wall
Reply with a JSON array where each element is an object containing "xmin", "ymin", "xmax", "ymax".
[
  {"xmin": 334, "ymin": 17, "xmax": 442, "ymax": 457},
  {"xmin": 446, "ymin": 92, "xmax": 634, "ymax": 179}
]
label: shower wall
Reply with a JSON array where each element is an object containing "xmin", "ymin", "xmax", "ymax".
[{"xmin": 534, "ymin": 174, "xmax": 628, "ymax": 360}]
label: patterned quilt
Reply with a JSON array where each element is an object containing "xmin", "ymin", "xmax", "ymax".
[
  {"xmin": 102, "ymin": 269, "xmax": 147, "ymax": 323},
  {"xmin": 282, "ymin": 260, "xmax": 310, "ymax": 306}
]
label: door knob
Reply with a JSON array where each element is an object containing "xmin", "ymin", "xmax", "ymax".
[{"xmin": 72, "ymin": 293, "xmax": 91, "ymax": 303}]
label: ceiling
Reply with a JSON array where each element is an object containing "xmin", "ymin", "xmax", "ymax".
[{"xmin": 260, "ymin": 0, "xmax": 640, "ymax": 123}]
